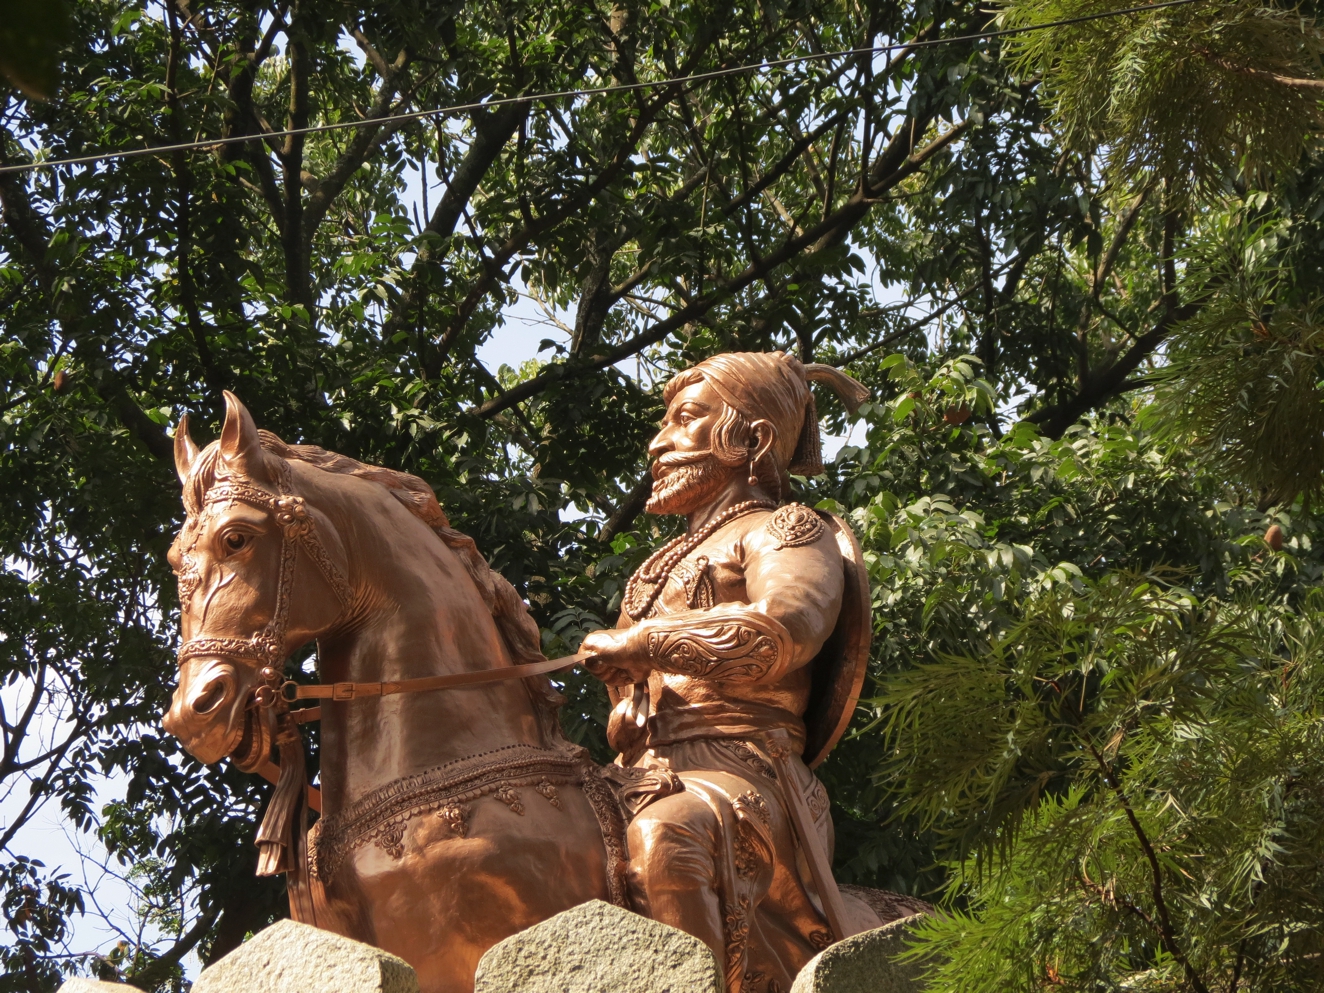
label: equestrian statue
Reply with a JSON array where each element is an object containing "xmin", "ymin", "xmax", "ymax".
[{"xmin": 163, "ymin": 351, "xmax": 910, "ymax": 993}]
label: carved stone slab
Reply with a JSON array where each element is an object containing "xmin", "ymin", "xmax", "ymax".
[
  {"xmin": 474, "ymin": 899, "xmax": 723, "ymax": 993},
  {"xmin": 790, "ymin": 914, "xmax": 926, "ymax": 993},
  {"xmin": 57, "ymin": 981, "xmax": 131, "ymax": 992},
  {"xmin": 191, "ymin": 918, "xmax": 418, "ymax": 993}
]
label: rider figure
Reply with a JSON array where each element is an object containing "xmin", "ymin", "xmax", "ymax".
[{"xmin": 580, "ymin": 352, "xmax": 870, "ymax": 993}]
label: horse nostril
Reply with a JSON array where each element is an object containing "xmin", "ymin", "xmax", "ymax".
[{"xmin": 192, "ymin": 677, "xmax": 230, "ymax": 716}]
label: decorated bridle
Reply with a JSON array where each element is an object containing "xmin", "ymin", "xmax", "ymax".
[
  {"xmin": 176, "ymin": 455, "xmax": 583, "ymax": 904},
  {"xmin": 176, "ymin": 459, "xmax": 354, "ymax": 682},
  {"xmin": 175, "ymin": 458, "xmax": 355, "ymax": 889}
]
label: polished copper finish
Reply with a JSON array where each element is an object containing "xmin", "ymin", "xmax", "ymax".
[
  {"xmin": 164, "ymin": 393, "xmax": 618, "ymax": 993},
  {"xmin": 162, "ymin": 352, "xmax": 878, "ymax": 993},
  {"xmin": 579, "ymin": 351, "xmax": 879, "ymax": 993}
]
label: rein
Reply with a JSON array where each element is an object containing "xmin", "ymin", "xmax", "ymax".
[
  {"xmin": 281, "ymin": 651, "xmax": 588, "ymax": 704},
  {"xmin": 178, "ymin": 458, "xmax": 593, "ymax": 909}
]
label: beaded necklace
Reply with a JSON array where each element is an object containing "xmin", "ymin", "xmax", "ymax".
[{"xmin": 622, "ymin": 498, "xmax": 777, "ymax": 621}]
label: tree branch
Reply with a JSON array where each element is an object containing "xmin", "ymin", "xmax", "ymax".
[
  {"xmin": 1028, "ymin": 301, "xmax": 1198, "ymax": 438},
  {"xmin": 0, "ymin": 139, "xmax": 174, "ymax": 461},
  {"xmin": 1088, "ymin": 743, "xmax": 1209, "ymax": 993},
  {"xmin": 280, "ymin": 26, "xmax": 312, "ymax": 308},
  {"xmin": 1094, "ymin": 187, "xmax": 1150, "ymax": 298},
  {"xmin": 428, "ymin": 86, "xmax": 683, "ymax": 368},
  {"xmin": 166, "ymin": 3, "xmax": 225, "ymax": 402},
  {"xmin": 218, "ymin": 13, "xmax": 286, "ymax": 227},
  {"xmin": 1031, "ymin": 202, "xmax": 1192, "ymax": 438},
  {"xmin": 125, "ymin": 903, "xmax": 221, "ymax": 991},
  {"xmin": 600, "ymin": 471, "xmax": 655, "ymax": 543},
  {"xmin": 386, "ymin": 103, "xmax": 528, "ymax": 368},
  {"xmin": 1202, "ymin": 51, "xmax": 1324, "ymax": 90},
  {"xmin": 300, "ymin": 43, "xmax": 411, "ymax": 249},
  {"xmin": 475, "ymin": 120, "xmax": 969, "ymax": 420},
  {"xmin": 0, "ymin": 669, "xmax": 45, "ymax": 777},
  {"xmin": 0, "ymin": 726, "xmax": 81, "ymax": 854},
  {"xmin": 835, "ymin": 272, "xmax": 1007, "ymax": 367}
]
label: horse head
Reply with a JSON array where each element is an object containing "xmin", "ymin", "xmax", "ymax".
[{"xmin": 164, "ymin": 392, "xmax": 348, "ymax": 765}]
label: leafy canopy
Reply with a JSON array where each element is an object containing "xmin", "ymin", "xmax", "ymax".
[{"xmin": 3, "ymin": 0, "xmax": 1324, "ymax": 990}]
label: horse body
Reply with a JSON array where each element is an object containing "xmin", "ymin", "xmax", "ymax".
[{"xmin": 165, "ymin": 395, "xmax": 614, "ymax": 993}]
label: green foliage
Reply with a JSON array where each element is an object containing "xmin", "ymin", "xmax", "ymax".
[
  {"xmin": 886, "ymin": 577, "xmax": 1324, "ymax": 993},
  {"xmin": 808, "ymin": 357, "xmax": 1324, "ymax": 992},
  {"xmin": 998, "ymin": 0, "xmax": 1324, "ymax": 196},
  {"xmin": 0, "ymin": 858, "xmax": 83, "ymax": 993},
  {"xmin": 1150, "ymin": 200, "xmax": 1324, "ymax": 506},
  {"xmin": 0, "ymin": 0, "xmax": 1010, "ymax": 980},
  {"xmin": 3, "ymin": 0, "xmax": 1324, "ymax": 987},
  {"xmin": 1154, "ymin": 294, "xmax": 1324, "ymax": 508}
]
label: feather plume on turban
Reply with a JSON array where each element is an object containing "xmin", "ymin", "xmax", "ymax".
[{"xmin": 662, "ymin": 351, "xmax": 869, "ymax": 476}]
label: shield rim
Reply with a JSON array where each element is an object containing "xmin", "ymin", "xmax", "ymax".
[{"xmin": 803, "ymin": 511, "xmax": 872, "ymax": 769}]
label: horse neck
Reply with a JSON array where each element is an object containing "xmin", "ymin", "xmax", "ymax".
[{"xmin": 305, "ymin": 471, "xmax": 548, "ymax": 811}]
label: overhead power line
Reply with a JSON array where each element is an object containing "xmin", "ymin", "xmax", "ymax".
[{"xmin": 0, "ymin": 0, "xmax": 1207, "ymax": 177}]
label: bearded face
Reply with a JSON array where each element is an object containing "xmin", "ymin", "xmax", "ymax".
[
  {"xmin": 646, "ymin": 377, "xmax": 776, "ymax": 517},
  {"xmin": 645, "ymin": 449, "xmax": 733, "ymax": 516}
]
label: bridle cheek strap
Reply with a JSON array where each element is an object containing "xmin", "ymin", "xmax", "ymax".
[
  {"xmin": 174, "ymin": 462, "xmax": 352, "ymax": 909},
  {"xmin": 176, "ymin": 462, "xmax": 354, "ymax": 670}
]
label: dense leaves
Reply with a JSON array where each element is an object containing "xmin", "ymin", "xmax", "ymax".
[
  {"xmin": 3, "ymin": 0, "xmax": 1324, "ymax": 989},
  {"xmin": 885, "ymin": 572, "xmax": 1324, "ymax": 993}
]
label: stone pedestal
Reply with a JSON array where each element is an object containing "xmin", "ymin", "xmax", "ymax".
[
  {"xmin": 790, "ymin": 914, "xmax": 926, "ymax": 993},
  {"xmin": 475, "ymin": 899, "xmax": 723, "ymax": 993},
  {"xmin": 191, "ymin": 918, "xmax": 418, "ymax": 993},
  {"xmin": 57, "ymin": 981, "xmax": 130, "ymax": 992}
]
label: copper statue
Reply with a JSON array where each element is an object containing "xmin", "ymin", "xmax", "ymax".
[
  {"xmin": 162, "ymin": 353, "xmax": 889, "ymax": 993},
  {"xmin": 164, "ymin": 394, "xmax": 623, "ymax": 993},
  {"xmin": 579, "ymin": 351, "xmax": 880, "ymax": 992}
]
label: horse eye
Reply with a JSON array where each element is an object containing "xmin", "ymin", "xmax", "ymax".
[{"xmin": 224, "ymin": 532, "xmax": 247, "ymax": 551}]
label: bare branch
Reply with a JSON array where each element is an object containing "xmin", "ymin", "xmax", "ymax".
[
  {"xmin": 1088, "ymin": 743, "xmax": 1210, "ymax": 993},
  {"xmin": 125, "ymin": 903, "xmax": 221, "ymax": 991}
]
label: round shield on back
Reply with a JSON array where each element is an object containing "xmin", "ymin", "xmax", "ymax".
[{"xmin": 802, "ymin": 511, "xmax": 872, "ymax": 769}]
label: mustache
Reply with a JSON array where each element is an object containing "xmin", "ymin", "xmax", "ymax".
[{"xmin": 650, "ymin": 449, "xmax": 714, "ymax": 479}]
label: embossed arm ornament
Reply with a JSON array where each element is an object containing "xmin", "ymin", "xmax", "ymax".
[{"xmin": 626, "ymin": 606, "xmax": 793, "ymax": 683}]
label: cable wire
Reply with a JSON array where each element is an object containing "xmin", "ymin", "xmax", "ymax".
[{"xmin": 0, "ymin": 0, "xmax": 1207, "ymax": 177}]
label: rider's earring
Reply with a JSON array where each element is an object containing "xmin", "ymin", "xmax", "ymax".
[{"xmin": 747, "ymin": 455, "xmax": 759, "ymax": 487}]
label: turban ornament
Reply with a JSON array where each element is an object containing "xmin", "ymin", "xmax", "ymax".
[{"xmin": 663, "ymin": 352, "xmax": 870, "ymax": 476}]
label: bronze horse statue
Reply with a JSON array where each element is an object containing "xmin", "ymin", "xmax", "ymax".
[{"xmin": 165, "ymin": 393, "xmax": 627, "ymax": 992}]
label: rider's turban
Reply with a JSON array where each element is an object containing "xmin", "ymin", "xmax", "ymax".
[{"xmin": 663, "ymin": 351, "xmax": 870, "ymax": 476}]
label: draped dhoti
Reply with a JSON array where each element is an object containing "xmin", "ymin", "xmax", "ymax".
[{"xmin": 622, "ymin": 737, "xmax": 835, "ymax": 993}]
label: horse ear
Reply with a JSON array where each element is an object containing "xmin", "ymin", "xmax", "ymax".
[
  {"xmin": 219, "ymin": 391, "xmax": 270, "ymax": 482},
  {"xmin": 173, "ymin": 414, "xmax": 199, "ymax": 485}
]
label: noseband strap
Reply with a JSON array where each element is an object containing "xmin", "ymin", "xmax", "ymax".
[{"xmin": 176, "ymin": 461, "xmax": 354, "ymax": 670}]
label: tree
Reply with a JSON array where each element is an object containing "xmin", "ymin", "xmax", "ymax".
[
  {"xmin": 818, "ymin": 353, "xmax": 1324, "ymax": 989},
  {"xmin": 2, "ymin": 0, "xmax": 1323, "ymax": 988},
  {"xmin": 887, "ymin": 573, "xmax": 1324, "ymax": 993}
]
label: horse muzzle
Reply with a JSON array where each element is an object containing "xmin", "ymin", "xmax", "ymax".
[{"xmin": 164, "ymin": 656, "xmax": 251, "ymax": 764}]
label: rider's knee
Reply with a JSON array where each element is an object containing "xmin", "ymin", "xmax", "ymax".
[{"xmin": 627, "ymin": 791, "xmax": 718, "ymax": 867}]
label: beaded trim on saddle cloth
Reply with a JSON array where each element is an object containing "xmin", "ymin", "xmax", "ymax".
[{"xmin": 310, "ymin": 743, "xmax": 629, "ymax": 905}]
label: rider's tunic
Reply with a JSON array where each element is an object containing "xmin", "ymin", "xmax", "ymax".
[{"xmin": 610, "ymin": 504, "xmax": 844, "ymax": 993}]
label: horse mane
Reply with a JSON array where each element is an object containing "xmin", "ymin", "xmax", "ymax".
[{"xmin": 186, "ymin": 432, "xmax": 547, "ymax": 669}]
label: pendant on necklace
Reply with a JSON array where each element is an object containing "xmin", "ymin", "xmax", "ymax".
[{"xmin": 623, "ymin": 574, "xmax": 664, "ymax": 621}]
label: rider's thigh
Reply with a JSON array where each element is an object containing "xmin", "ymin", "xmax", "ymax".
[{"xmin": 627, "ymin": 789, "xmax": 720, "ymax": 870}]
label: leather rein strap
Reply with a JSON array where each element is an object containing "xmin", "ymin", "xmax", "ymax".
[
  {"xmin": 180, "ymin": 460, "xmax": 595, "ymax": 910},
  {"xmin": 281, "ymin": 651, "xmax": 589, "ymax": 706}
]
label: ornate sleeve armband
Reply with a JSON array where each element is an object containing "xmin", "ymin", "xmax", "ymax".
[{"xmin": 631, "ymin": 608, "xmax": 794, "ymax": 683}]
